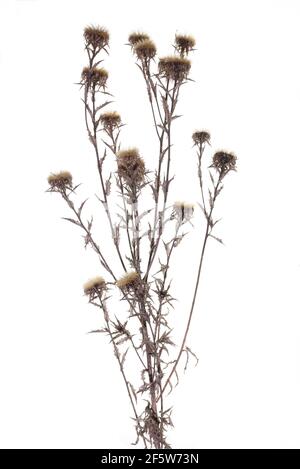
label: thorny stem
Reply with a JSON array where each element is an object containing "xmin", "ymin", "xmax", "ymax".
[
  {"xmin": 61, "ymin": 190, "xmax": 116, "ymax": 281},
  {"xmin": 103, "ymin": 129, "xmax": 136, "ymax": 264},
  {"xmin": 159, "ymin": 172, "xmax": 223, "ymax": 399},
  {"xmin": 83, "ymin": 50, "xmax": 127, "ymax": 273},
  {"xmin": 98, "ymin": 294, "xmax": 148, "ymax": 448},
  {"xmin": 145, "ymin": 80, "xmax": 182, "ymax": 279}
]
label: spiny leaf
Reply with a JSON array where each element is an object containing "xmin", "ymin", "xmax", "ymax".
[
  {"xmin": 61, "ymin": 217, "xmax": 81, "ymax": 227},
  {"xmin": 78, "ymin": 198, "xmax": 88, "ymax": 217}
]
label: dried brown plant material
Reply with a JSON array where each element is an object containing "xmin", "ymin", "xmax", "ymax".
[
  {"xmin": 117, "ymin": 148, "xmax": 145, "ymax": 187},
  {"xmin": 47, "ymin": 171, "xmax": 72, "ymax": 191},
  {"xmin": 83, "ymin": 276, "xmax": 106, "ymax": 299},
  {"xmin": 192, "ymin": 130, "xmax": 211, "ymax": 146},
  {"xmin": 128, "ymin": 32, "xmax": 150, "ymax": 46},
  {"xmin": 175, "ymin": 34, "xmax": 196, "ymax": 56},
  {"xmin": 116, "ymin": 271, "xmax": 140, "ymax": 290},
  {"xmin": 134, "ymin": 39, "xmax": 157, "ymax": 61},
  {"xmin": 48, "ymin": 25, "xmax": 237, "ymax": 450},
  {"xmin": 81, "ymin": 67, "xmax": 108, "ymax": 90},
  {"xmin": 174, "ymin": 201, "xmax": 195, "ymax": 223},
  {"xmin": 84, "ymin": 26, "xmax": 109, "ymax": 49},
  {"xmin": 158, "ymin": 56, "xmax": 191, "ymax": 81},
  {"xmin": 212, "ymin": 150, "xmax": 237, "ymax": 173},
  {"xmin": 100, "ymin": 111, "xmax": 121, "ymax": 132}
]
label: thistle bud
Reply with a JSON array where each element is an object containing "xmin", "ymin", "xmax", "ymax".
[
  {"xmin": 212, "ymin": 151, "xmax": 237, "ymax": 174},
  {"xmin": 158, "ymin": 56, "xmax": 191, "ymax": 82},
  {"xmin": 117, "ymin": 148, "xmax": 145, "ymax": 187},
  {"xmin": 100, "ymin": 111, "xmax": 121, "ymax": 132},
  {"xmin": 134, "ymin": 39, "xmax": 156, "ymax": 61},
  {"xmin": 128, "ymin": 32, "xmax": 150, "ymax": 46},
  {"xmin": 84, "ymin": 26, "xmax": 109, "ymax": 49},
  {"xmin": 47, "ymin": 171, "xmax": 73, "ymax": 191},
  {"xmin": 175, "ymin": 34, "xmax": 196, "ymax": 56},
  {"xmin": 81, "ymin": 67, "xmax": 108, "ymax": 90},
  {"xmin": 192, "ymin": 131, "xmax": 211, "ymax": 146}
]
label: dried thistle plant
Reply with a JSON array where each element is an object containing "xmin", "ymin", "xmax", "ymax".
[{"xmin": 47, "ymin": 25, "xmax": 237, "ymax": 449}]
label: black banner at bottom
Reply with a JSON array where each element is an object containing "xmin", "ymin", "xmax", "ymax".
[{"xmin": 0, "ymin": 449, "xmax": 296, "ymax": 466}]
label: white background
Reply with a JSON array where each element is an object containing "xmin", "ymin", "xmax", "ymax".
[{"xmin": 0, "ymin": 0, "xmax": 300, "ymax": 449}]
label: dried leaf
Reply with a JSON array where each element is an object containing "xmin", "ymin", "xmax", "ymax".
[{"xmin": 61, "ymin": 217, "xmax": 80, "ymax": 227}]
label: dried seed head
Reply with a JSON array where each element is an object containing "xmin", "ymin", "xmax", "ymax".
[
  {"xmin": 100, "ymin": 111, "xmax": 121, "ymax": 131},
  {"xmin": 116, "ymin": 271, "xmax": 140, "ymax": 290},
  {"xmin": 117, "ymin": 148, "xmax": 145, "ymax": 186},
  {"xmin": 83, "ymin": 276, "xmax": 106, "ymax": 294},
  {"xmin": 212, "ymin": 151, "xmax": 237, "ymax": 173},
  {"xmin": 192, "ymin": 130, "xmax": 211, "ymax": 145},
  {"xmin": 174, "ymin": 201, "xmax": 194, "ymax": 222},
  {"xmin": 47, "ymin": 171, "xmax": 73, "ymax": 191},
  {"xmin": 83, "ymin": 276, "xmax": 106, "ymax": 300},
  {"xmin": 81, "ymin": 67, "xmax": 108, "ymax": 90},
  {"xmin": 175, "ymin": 34, "xmax": 196, "ymax": 56},
  {"xmin": 134, "ymin": 39, "xmax": 157, "ymax": 61},
  {"xmin": 84, "ymin": 26, "xmax": 109, "ymax": 49},
  {"xmin": 128, "ymin": 32, "xmax": 150, "ymax": 46},
  {"xmin": 158, "ymin": 56, "xmax": 191, "ymax": 81}
]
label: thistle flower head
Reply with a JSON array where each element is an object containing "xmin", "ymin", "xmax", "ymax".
[
  {"xmin": 173, "ymin": 201, "xmax": 194, "ymax": 223},
  {"xmin": 117, "ymin": 148, "xmax": 145, "ymax": 187},
  {"xmin": 175, "ymin": 34, "xmax": 196, "ymax": 56},
  {"xmin": 81, "ymin": 67, "xmax": 108, "ymax": 90},
  {"xmin": 47, "ymin": 171, "xmax": 73, "ymax": 191},
  {"xmin": 128, "ymin": 32, "xmax": 150, "ymax": 46},
  {"xmin": 212, "ymin": 151, "xmax": 237, "ymax": 174},
  {"xmin": 84, "ymin": 26, "xmax": 109, "ymax": 49},
  {"xmin": 116, "ymin": 271, "xmax": 140, "ymax": 290},
  {"xmin": 158, "ymin": 56, "xmax": 191, "ymax": 81},
  {"xmin": 192, "ymin": 130, "xmax": 211, "ymax": 146},
  {"xmin": 100, "ymin": 111, "xmax": 121, "ymax": 131},
  {"xmin": 134, "ymin": 39, "xmax": 156, "ymax": 61},
  {"xmin": 83, "ymin": 276, "xmax": 106, "ymax": 300}
]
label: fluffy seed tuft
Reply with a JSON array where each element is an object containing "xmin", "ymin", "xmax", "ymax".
[
  {"xmin": 84, "ymin": 26, "xmax": 109, "ymax": 49},
  {"xmin": 83, "ymin": 276, "xmax": 106, "ymax": 300},
  {"xmin": 116, "ymin": 271, "xmax": 140, "ymax": 290},
  {"xmin": 47, "ymin": 171, "xmax": 72, "ymax": 190},
  {"xmin": 174, "ymin": 201, "xmax": 194, "ymax": 222},
  {"xmin": 158, "ymin": 56, "xmax": 191, "ymax": 81},
  {"xmin": 83, "ymin": 276, "xmax": 106, "ymax": 293}
]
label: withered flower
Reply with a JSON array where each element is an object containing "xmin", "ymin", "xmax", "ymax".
[
  {"xmin": 116, "ymin": 271, "xmax": 140, "ymax": 290},
  {"xmin": 84, "ymin": 26, "xmax": 109, "ymax": 49},
  {"xmin": 192, "ymin": 130, "xmax": 211, "ymax": 146},
  {"xmin": 83, "ymin": 276, "xmax": 106, "ymax": 300},
  {"xmin": 100, "ymin": 111, "xmax": 121, "ymax": 132},
  {"xmin": 175, "ymin": 34, "xmax": 196, "ymax": 56},
  {"xmin": 134, "ymin": 39, "xmax": 156, "ymax": 61},
  {"xmin": 117, "ymin": 148, "xmax": 145, "ymax": 187},
  {"xmin": 128, "ymin": 32, "xmax": 150, "ymax": 46},
  {"xmin": 174, "ymin": 201, "xmax": 194, "ymax": 223},
  {"xmin": 47, "ymin": 171, "xmax": 73, "ymax": 191},
  {"xmin": 158, "ymin": 56, "xmax": 191, "ymax": 81},
  {"xmin": 81, "ymin": 67, "xmax": 108, "ymax": 90},
  {"xmin": 212, "ymin": 151, "xmax": 237, "ymax": 174}
]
